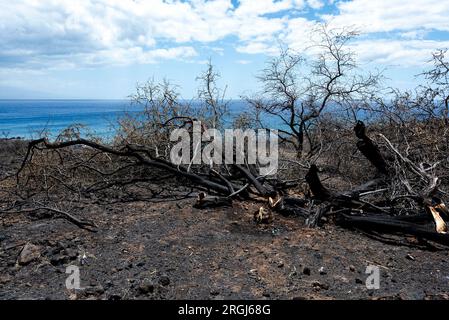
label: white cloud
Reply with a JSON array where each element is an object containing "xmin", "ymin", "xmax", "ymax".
[
  {"xmin": 307, "ymin": 0, "xmax": 324, "ymax": 9},
  {"xmin": 0, "ymin": 0, "xmax": 291, "ymax": 69},
  {"xmin": 399, "ymin": 30, "xmax": 429, "ymax": 40},
  {"xmin": 236, "ymin": 59, "xmax": 252, "ymax": 64},
  {"xmin": 351, "ymin": 39, "xmax": 449, "ymax": 67},
  {"xmin": 318, "ymin": 0, "xmax": 449, "ymax": 66},
  {"xmin": 1, "ymin": 0, "xmax": 449, "ymax": 72},
  {"xmin": 236, "ymin": 42, "xmax": 281, "ymax": 55},
  {"xmin": 323, "ymin": 0, "xmax": 449, "ymax": 33}
]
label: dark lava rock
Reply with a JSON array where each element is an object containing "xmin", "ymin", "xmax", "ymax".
[
  {"xmin": 138, "ymin": 281, "xmax": 155, "ymax": 295},
  {"xmin": 210, "ymin": 289, "xmax": 220, "ymax": 296},
  {"xmin": 95, "ymin": 285, "xmax": 105, "ymax": 295},
  {"xmin": 312, "ymin": 281, "xmax": 329, "ymax": 290},
  {"xmin": 85, "ymin": 285, "xmax": 105, "ymax": 296},
  {"xmin": 355, "ymin": 278, "xmax": 364, "ymax": 284},
  {"xmin": 303, "ymin": 267, "xmax": 311, "ymax": 276},
  {"xmin": 7, "ymin": 258, "xmax": 16, "ymax": 267},
  {"xmin": 159, "ymin": 275, "xmax": 170, "ymax": 286},
  {"xmin": 314, "ymin": 252, "xmax": 323, "ymax": 260},
  {"xmin": 50, "ymin": 255, "xmax": 71, "ymax": 266},
  {"xmin": 64, "ymin": 248, "xmax": 78, "ymax": 260}
]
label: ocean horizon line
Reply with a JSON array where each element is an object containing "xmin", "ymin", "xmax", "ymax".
[{"xmin": 0, "ymin": 98, "xmax": 246, "ymax": 102}]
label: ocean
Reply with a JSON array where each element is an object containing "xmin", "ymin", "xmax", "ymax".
[
  {"xmin": 0, "ymin": 100, "xmax": 137, "ymax": 139},
  {"xmin": 0, "ymin": 99, "xmax": 256, "ymax": 139}
]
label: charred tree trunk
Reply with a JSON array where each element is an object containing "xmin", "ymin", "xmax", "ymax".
[{"xmin": 354, "ymin": 121, "xmax": 388, "ymax": 175}]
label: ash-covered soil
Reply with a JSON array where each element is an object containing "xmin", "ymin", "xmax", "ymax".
[
  {"xmin": 1, "ymin": 199, "xmax": 449, "ymax": 300},
  {"xmin": 1, "ymin": 139, "xmax": 449, "ymax": 300}
]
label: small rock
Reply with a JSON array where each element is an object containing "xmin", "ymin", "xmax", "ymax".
[
  {"xmin": 108, "ymin": 294, "xmax": 122, "ymax": 300},
  {"xmin": 56, "ymin": 241, "xmax": 67, "ymax": 250},
  {"xmin": 0, "ymin": 274, "xmax": 12, "ymax": 284},
  {"xmin": 314, "ymin": 252, "xmax": 323, "ymax": 260},
  {"xmin": 64, "ymin": 248, "xmax": 78, "ymax": 260},
  {"xmin": 312, "ymin": 281, "xmax": 329, "ymax": 290},
  {"xmin": 349, "ymin": 265, "xmax": 356, "ymax": 272},
  {"xmin": 159, "ymin": 275, "xmax": 170, "ymax": 286},
  {"xmin": 7, "ymin": 258, "xmax": 16, "ymax": 267},
  {"xmin": 277, "ymin": 261, "xmax": 284, "ymax": 268},
  {"xmin": 95, "ymin": 285, "xmax": 105, "ymax": 295},
  {"xmin": 319, "ymin": 267, "xmax": 326, "ymax": 275},
  {"xmin": 18, "ymin": 243, "xmax": 41, "ymax": 265},
  {"xmin": 85, "ymin": 285, "xmax": 105, "ymax": 296},
  {"xmin": 355, "ymin": 278, "xmax": 364, "ymax": 284},
  {"xmin": 55, "ymin": 267, "xmax": 65, "ymax": 274},
  {"xmin": 210, "ymin": 289, "xmax": 220, "ymax": 296},
  {"xmin": 137, "ymin": 261, "xmax": 145, "ymax": 267},
  {"xmin": 262, "ymin": 291, "xmax": 271, "ymax": 298},
  {"xmin": 138, "ymin": 282, "xmax": 154, "ymax": 295},
  {"xmin": 50, "ymin": 255, "xmax": 70, "ymax": 266},
  {"xmin": 303, "ymin": 267, "xmax": 311, "ymax": 276}
]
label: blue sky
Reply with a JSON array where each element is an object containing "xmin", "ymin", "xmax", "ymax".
[{"xmin": 1, "ymin": 0, "xmax": 449, "ymax": 99}]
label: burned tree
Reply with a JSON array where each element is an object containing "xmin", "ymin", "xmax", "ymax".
[
  {"xmin": 196, "ymin": 59, "xmax": 229, "ymax": 130},
  {"xmin": 421, "ymin": 49, "xmax": 449, "ymax": 124},
  {"xmin": 247, "ymin": 25, "xmax": 382, "ymax": 159}
]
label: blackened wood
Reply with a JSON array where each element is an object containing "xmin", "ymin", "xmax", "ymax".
[
  {"xmin": 337, "ymin": 213, "xmax": 449, "ymax": 246},
  {"xmin": 354, "ymin": 121, "xmax": 388, "ymax": 175},
  {"xmin": 305, "ymin": 165, "xmax": 332, "ymax": 201}
]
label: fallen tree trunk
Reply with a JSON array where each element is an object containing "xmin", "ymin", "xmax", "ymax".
[
  {"xmin": 18, "ymin": 138, "xmax": 258, "ymax": 197},
  {"xmin": 301, "ymin": 121, "xmax": 449, "ymax": 243},
  {"xmin": 337, "ymin": 213, "xmax": 449, "ymax": 246},
  {"xmin": 354, "ymin": 121, "xmax": 388, "ymax": 175}
]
